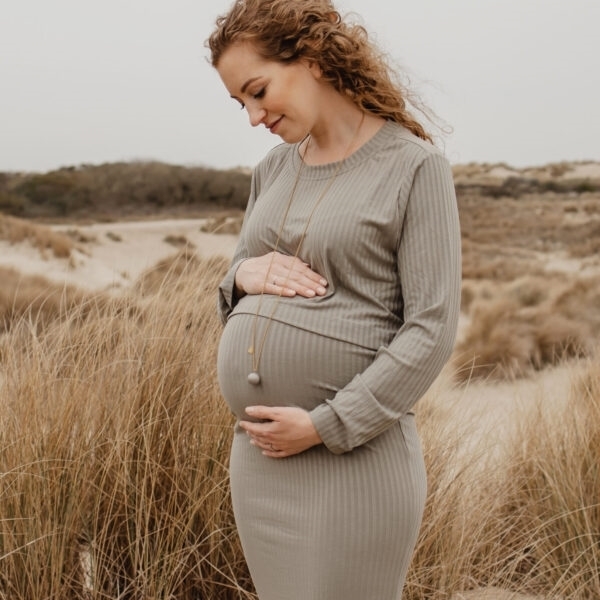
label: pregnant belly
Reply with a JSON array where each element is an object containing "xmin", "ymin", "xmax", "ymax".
[{"xmin": 217, "ymin": 313, "xmax": 375, "ymax": 421}]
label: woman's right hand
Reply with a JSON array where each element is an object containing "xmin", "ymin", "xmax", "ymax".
[{"xmin": 234, "ymin": 252, "xmax": 328, "ymax": 298}]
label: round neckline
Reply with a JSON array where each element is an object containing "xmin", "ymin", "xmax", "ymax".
[{"xmin": 290, "ymin": 120, "xmax": 397, "ymax": 180}]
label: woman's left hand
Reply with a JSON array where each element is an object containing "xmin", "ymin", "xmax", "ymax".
[{"xmin": 239, "ymin": 406, "xmax": 322, "ymax": 458}]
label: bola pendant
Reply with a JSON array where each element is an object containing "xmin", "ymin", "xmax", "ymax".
[{"xmin": 247, "ymin": 371, "xmax": 261, "ymax": 385}]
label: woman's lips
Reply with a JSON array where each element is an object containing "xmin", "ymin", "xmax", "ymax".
[{"xmin": 268, "ymin": 116, "xmax": 283, "ymax": 133}]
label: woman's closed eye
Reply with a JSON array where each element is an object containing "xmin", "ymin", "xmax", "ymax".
[{"xmin": 235, "ymin": 87, "xmax": 265, "ymax": 110}]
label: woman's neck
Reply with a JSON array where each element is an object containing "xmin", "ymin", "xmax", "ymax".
[{"xmin": 301, "ymin": 100, "xmax": 385, "ymax": 166}]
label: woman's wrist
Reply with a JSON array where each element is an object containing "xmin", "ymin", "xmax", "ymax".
[{"xmin": 233, "ymin": 261, "xmax": 248, "ymax": 299}]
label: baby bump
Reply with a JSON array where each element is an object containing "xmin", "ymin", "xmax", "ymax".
[{"xmin": 217, "ymin": 313, "xmax": 375, "ymax": 421}]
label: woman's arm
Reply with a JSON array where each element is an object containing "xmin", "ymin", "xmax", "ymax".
[
  {"xmin": 308, "ymin": 153, "xmax": 461, "ymax": 454},
  {"xmin": 218, "ymin": 168, "xmax": 328, "ymax": 324},
  {"xmin": 239, "ymin": 153, "xmax": 461, "ymax": 458}
]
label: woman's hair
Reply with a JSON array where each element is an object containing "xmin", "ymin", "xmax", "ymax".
[{"xmin": 207, "ymin": 0, "xmax": 435, "ymax": 142}]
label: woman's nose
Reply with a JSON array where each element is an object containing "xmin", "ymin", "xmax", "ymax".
[{"xmin": 247, "ymin": 105, "xmax": 266, "ymax": 127}]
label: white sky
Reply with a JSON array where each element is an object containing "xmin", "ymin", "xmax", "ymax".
[{"xmin": 1, "ymin": 0, "xmax": 598, "ymax": 173}]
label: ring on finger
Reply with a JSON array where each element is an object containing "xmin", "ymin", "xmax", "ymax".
[{"xmin": 269, "ymin": 443, "xmax": 277, "ymax": 452}]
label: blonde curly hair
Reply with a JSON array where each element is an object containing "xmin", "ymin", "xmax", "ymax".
[{"xmin": 207, "ymin": 0, "xmax": 434, "ymax": 142}]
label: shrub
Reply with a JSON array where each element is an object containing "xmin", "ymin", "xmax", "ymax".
[
  {"xmin": 0, "ymin": 190, "xmax": 27, "ymax": 215},
  {"xmin": 2, "ymin": 162, "xmax": 253, "ymax": 219}
]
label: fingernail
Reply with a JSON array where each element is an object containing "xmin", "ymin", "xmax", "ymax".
[
  {"xmin": 316, "ymin": 286, "xmax": 326, "ymax": 295},
  {"xmin": 246, "ymin": 407, "xmax": 256, "ymax": 415},
  {"xmin": 319, "ymin": 278, "xmax": 327, "ymax": 286},
  {"xmin": 306, "ymin": 289, "xmax": 316, "ymax": 297}
]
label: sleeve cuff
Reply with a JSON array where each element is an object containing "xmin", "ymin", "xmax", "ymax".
[
  {"xmin": 217, "ymin": 258, "xmax": 246, "ymax": 324},
  {"xmin": 309, "ymin": 402, "xmax": 351, "ymax": 455}
]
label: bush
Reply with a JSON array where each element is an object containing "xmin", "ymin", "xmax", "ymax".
[
  {"xmin": 2, "ymin": 162, "xmax": 252, "ymax": 219},
  {"xmin": 0, "ymin": 190, "xmax": 27, "ymax": 215}
]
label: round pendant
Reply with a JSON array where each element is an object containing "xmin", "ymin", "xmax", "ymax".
[{"xmin": 247, "ymin": 371, "xmax": 261, "ymax": 385}]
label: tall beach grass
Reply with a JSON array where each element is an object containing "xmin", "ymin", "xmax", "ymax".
[
  {"xmin": 1, "ymin": 250, "xmax": 599, "ymax": 598},
  {"xmin": 0, "ymin": 252, "xmax": 253, "ymax": 598}
]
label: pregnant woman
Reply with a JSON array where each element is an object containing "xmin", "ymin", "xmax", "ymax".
[{"xmin": 208, "ymin": 1, "xmax": 461, "ymax": 598}]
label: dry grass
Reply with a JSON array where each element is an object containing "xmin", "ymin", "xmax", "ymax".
[
  {"xmin": 0, "ymin": 253, "xmax": 254, "ymax": 598},
  {"xmin": 461, "ymin": 240, "xmax": 546, "ymax": 282},
  {"xmin": 0, "ymin": 266, "xmax": 90, "ymax": 334},
  {"xmin": 1, "ymin": 246, "xmax": 599, "ymax": 598},
  {"xmin": 200, "ymin": 211, "xmax": 244, "ymax": 235},
  {"xmin": 0, "ymin": 213, "xmax": 75, "ymax": 258},
  {"xmin": 454, "ymin": 274, "xmax": 600, "ymax": 382},
  {"xmin": 1, "ymin": 159, "xmax": 599, "ymax": 598},
  {"xmin": 458, "ymin": 189, "xmax": 600, "ymax": 270},
  {"xmin": 406, "ymin": 355, "xmax": 600, "ymax": 599}
]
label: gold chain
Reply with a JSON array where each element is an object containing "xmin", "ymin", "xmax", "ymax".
[{"xmin": 247, "ymin": 112, "xmax": 365, "ymax": 385}]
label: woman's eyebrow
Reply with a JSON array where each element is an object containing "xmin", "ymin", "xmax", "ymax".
[{"xmin": 241, "ymin": 77, "xmax": 261, "ymax": 94}]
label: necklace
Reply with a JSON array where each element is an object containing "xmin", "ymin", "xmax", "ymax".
[{"xmin": 247, "ymin": 112, "xmax": 365, "ymax": 385}]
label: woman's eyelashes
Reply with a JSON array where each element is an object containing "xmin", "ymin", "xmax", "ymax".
[{"xmin": 234, "ymin": 87, "xmax": 266, "ymax": 110}]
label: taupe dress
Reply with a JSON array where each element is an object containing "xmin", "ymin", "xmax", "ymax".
[{"xmin": 217, "ymin": 122, "xmax": 461, "ymax": 600}]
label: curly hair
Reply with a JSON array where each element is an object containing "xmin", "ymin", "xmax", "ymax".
[{"xmin": 207, "ymin": 0, "xmax": 434, "ymax": 142}]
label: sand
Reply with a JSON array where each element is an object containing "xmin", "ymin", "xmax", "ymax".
[{"xmin": 0, "ymin": 218, "xmax": 238, "ymax": 293}]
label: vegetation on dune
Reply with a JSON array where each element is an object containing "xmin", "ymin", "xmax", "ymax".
[
  {"xmin": 0, "ymin": 251, "xmax": 253, "ymax": 599},
  {"xmin": 458, "ymin": 190, "xmax": 600, "ymax": 267},
  {"xmin": 454, "ymin": 274, "xmax": 600, "ymax": 382},
  {"xmin": 0, "ymin": 161, "xmax": 252, "ymax": 220},
  {"xmin": 408, "ymin": 356, "xmax": 600, "ymax": 599},
  {"xmin": 0, "ymin": 250, "xmax": 599, "ymax": 598},
  {"xmin": 1, "ymin": 160, "xmax": 600, "ymax": 596},
  {"xmin": 0, "ymin": 213, "xmax": 75, "ymax": 258},
  {"xmin": 455, "ymin": 174, "xmax": 600, "ymax": 199},
  {"xmin": 1, "ymin": 160, "xmax": 599, "ymax": 224},
  {"xmin": 0, "ymin": 266, "xmax": 95, "ymax": 335}
]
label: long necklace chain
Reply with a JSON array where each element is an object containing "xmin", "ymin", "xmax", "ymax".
[{"xmin": 247, "ymin": 113, "xmax": 365, "ymax": 385}]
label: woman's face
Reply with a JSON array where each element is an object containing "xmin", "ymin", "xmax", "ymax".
[{"xmin": 216, "ymin": 41, "xmax": 323, "ymax": 143}]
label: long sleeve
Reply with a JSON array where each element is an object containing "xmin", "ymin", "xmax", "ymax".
[
  {"xmin": 309, "ymin": 153, "xmax": 461, "ymax": 454},
  {"xmin": 217, "ymin": 173, "xmax": 259, "ymax": 325}
]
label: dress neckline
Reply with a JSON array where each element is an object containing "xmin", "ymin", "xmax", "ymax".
[{"xmin": 290, "ymin": 120, "xmax": 398, "ymax": 180}]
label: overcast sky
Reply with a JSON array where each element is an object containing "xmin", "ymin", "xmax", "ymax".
[{"xmin": 1, "ymin": 0, "xmax": 598, "ymax": 173}]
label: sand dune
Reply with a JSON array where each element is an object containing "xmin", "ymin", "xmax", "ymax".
[{"xmin": 0, "ymin": 218, "xmax": 238, "ymax": 293}]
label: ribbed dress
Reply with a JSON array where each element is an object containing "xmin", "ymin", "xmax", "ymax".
[{"xmin": 216, "ymin": 121, "xmax": 461, "ymax": 600}]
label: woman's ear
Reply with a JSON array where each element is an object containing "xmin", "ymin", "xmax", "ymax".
[{"xmin": 305, "ymin": 59, "xmax": 322, "ymax": 79}]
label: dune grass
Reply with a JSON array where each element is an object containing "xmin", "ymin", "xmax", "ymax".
[
  {"xmin": 0, "ymin": 213, "xmax": 75, "ymax": 258},
  {"xmin": 454, "ymin": 273, "xmax": 600, "ymax": 383},
  {"xmin": 0, "ymin": 251, "xmax": 599, "ymax": 598},
  {"xmin": 0, "ymin": 253, "xmax": 253, "ymax": 598},
  {"xmin": 407, "ymin": 357, "xmax": 600, "ymax": 599},
  {"xmin": 0, "ymin": 266, "xmax": 92, "ymax": 335}
]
